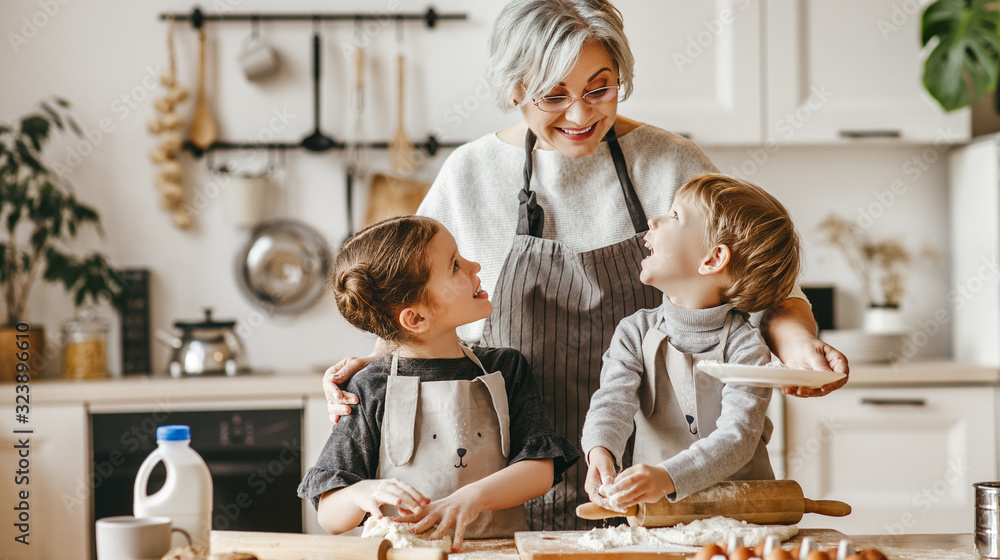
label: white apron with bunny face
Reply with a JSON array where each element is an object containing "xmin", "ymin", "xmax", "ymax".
[{"xmin": 376, "ymin": 346, "xmax": 528, "ymax": 538}]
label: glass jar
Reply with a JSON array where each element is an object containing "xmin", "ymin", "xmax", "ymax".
[{"xmin": 63, "ymin": 310, "xmax": 109, "ymax": 380}]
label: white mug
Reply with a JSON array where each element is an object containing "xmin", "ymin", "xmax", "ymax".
[
  {"xmin": 238, "ymin": 35, "xmax": 278, "ymax": 81},
  {"xmin": 96, "ymin": 516, "xmax": 190, "ymax": 560}
]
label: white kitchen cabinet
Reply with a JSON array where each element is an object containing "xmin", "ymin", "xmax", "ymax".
[
  {"xmin": 785, "ymin": 385, "xmax": 995, "ymax": 534},
  {"xmin": 0, "ymin": 403, "xmax": 89, "ymax": 560},
  {"xmin": 616, "ymin": 0, "xmax": 762, "ymax": 144},
  {"xmin": 765, "ymin": 0, "xmax": 969, "ymax": 143}
]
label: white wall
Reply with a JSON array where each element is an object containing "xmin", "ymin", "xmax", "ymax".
[{"xmin": 1, "ymin": 0, "xmax": 953, "ymax": 377}]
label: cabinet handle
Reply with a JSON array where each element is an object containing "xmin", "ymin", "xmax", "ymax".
[
  {"xmin": 860, "ymin": 397, "xmax": 926, "ymax": 406},
  {"xmin": 839, "ymin": 129, "xmax": 901, "ymax": 139}
]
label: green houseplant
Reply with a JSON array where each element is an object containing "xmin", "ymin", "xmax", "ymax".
[
  {"xmin": 921, "ymin": 0, "xmax": 1000, "ymax": 112},
  {"xmin": 0, "ymin": 98, "xmax": 124, "ymax": 379}
]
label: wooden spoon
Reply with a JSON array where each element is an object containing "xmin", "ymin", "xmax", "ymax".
[
  {"xmin": 188, "ymin": 26, "xmax": 217, "ymax": 150},
  {"xmin": 389, "ymin": 51, "xmax": 415, "ymax": 173}
]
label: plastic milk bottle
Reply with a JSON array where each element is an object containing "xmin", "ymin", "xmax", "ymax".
[{"xmin": 134, "ymin": 425, "xmax": 213, "ymax": 547}]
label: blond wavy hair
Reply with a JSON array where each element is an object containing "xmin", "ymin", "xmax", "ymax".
[{"xmin": 678, "ymin": 174, "xmax": 801, "ymax": 313}]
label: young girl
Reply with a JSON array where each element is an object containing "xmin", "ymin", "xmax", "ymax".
[{"xmin": 297, "ymin": 216, "xmax": 578, "ymax": 551}]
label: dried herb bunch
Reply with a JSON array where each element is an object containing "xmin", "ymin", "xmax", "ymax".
[{"xmin": 818, "ymin": 215, "xmax": 939, "ymax": 308}]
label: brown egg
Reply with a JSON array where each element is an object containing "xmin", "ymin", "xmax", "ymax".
[
  {"xmin": 695, "ymin": 543, "xmax": 725, "ymax": 560},
  {"xmin": 787, "ymin": 546, "xmax": 800, "ymax": 559},
  {"xmin": 754, "ymin": 542, "xmax": 767, "ymax": 557},
  {"xmin": 858, "ymin": 550, "xmax": 888, "ymax": 560},
  {"xmin": 765, "ymin": 549, "xmax": 792, "ymax": 560},
  {"xmin": 806, "ymin": 551, "xmax": 830, "ymax": 560},
  {"xmin": 844, "ymin": 555, "xmax": 862, "ymax": 560},
  {"xmin": 729, "ymin": 546, "xmax": 753, "ymax": 560}
]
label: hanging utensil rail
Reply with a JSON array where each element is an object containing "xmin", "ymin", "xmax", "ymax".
[
  {"xmin": 180, "ymin": 135, "xmax": 461, "ymax": 158},
  {"xmin": 160, "ymin": 7, "xmax": 468, "ymax": 158},
  {"xmin": 160, "ymin": 7, "xmax": 466, "ymax": 29}
]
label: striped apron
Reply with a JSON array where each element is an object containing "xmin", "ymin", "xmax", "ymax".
[{"xmin": 481, "ymin": 126, "xmax": 661, "ymax": 530}]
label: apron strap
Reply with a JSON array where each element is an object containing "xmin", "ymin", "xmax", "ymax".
[
  {"xmin": 460, "ymin": 345, "xmax": 512, "ymax": 458},
  {"xmin": 643, "ymin": 309, "xmax": 698, "ymax": 435},
  {"xmin": 384, "ymin": 354, "xmax": 419, "ymax": 466},
  {"xmin": 604, "ymin": 127, "xmax": 648, "ymax": 234},
  {"xmin": 517, "ymin": 125, "xmax": 648, "ymax": 237},
  {"xmin": 518, "ymin": 129, "xmax": 545, "ymax": 236},
  {"xmin": 639, "ymin": 327, "xmax": 667, "ymax": 417},
  {"xmin": 717, "ymin": 311, "xmax": 736, "ymax": 362}
]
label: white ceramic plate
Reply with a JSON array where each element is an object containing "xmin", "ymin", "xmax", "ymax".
[{"xmin": 696, "ymin": 361, "xmax": 847, "ymax": 389}]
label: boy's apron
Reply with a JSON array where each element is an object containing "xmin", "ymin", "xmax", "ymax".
[
  {"xmin": 636, "ymin": 309, "xmax": 773, "ymax": 481},
  {"xmin": 377, "ymin": 346, "xmax": 527, "ymax": 538},
  {"xmin": 481, "ymin": 126, "xmax": 660, "ymax": 530}
]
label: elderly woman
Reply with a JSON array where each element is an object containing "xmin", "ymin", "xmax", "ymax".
[{"xmin": 323, "ymin": 0, "xmax": 848, "ymax": 530}]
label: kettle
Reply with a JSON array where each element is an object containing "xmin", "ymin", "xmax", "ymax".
[{"xmin": 160, "ymin": 309, "xmax": 249, "ymax": 378}]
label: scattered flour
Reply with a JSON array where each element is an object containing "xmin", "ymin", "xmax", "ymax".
[
  {"xmin": 361, "ymin": 516, "xmax": 453, "ymax": 551},
  {"xmin": 578, "ymin": 516, "xmax": 798, "ymax": 550},
  {"xmin": 578, "ymin": 525, "xmax": 666, "ymax": 550}
]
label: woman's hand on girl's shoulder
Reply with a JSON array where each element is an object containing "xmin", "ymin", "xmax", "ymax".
[{"xmin": 323, "ymin": 357, "xmax": 368, "ymax": 423}]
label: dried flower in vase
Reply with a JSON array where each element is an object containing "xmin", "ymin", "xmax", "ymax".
[{"xmin": 818, "ymin": 214, "xmax": 939, "ymax": 308}]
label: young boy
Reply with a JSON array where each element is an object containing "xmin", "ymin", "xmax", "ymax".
[{"xmin": 580, "ymin": 173, "xmax": 801, "ymax": 510}]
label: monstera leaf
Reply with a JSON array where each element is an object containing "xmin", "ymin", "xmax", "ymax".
[{"xmin": 921, "ymin": 0, "xmax": 1000, "ymax": 111}]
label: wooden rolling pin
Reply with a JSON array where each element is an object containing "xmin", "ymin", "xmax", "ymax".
[
  {"xmin": 210, "ymin": 530, "xmax": 447, "ymax": 560},
  {"xmin": 576, "ymin": 480, "xmax": 851, "ymax": 527}
]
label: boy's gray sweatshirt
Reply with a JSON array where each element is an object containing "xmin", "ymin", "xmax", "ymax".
[{"xmin": 580, "ymin": 300, "xmax": 773, "ymax": 500}]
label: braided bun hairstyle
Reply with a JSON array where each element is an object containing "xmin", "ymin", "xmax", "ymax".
[{"xmin": 331, "ymin": 216, "xmax": 440, "ymax": 342}]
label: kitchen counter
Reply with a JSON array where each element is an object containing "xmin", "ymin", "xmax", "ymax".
[
  {"xmin": 844, "ymin": 359, "xmax": 1000, "ymax": 386},
  {"xmin": 25, "ymin": 371, "xmax": 325, "ymax": 405},
  {"xmin": 17, "ymin": 360, "xmax": 999, "ymax": 406},
  {"xmin": 451, "ymin": 533, "xmax": 978, "ymax": 559}
]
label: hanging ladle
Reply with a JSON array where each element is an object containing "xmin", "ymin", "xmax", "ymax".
[{"xmin": 301, "ymin": 20, "xmax": 335, "ymax": 152}]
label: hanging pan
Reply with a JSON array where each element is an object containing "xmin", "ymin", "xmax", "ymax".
[{"xmin": 236, "ymin": 219, "xmax": 332, "ymax": 315}]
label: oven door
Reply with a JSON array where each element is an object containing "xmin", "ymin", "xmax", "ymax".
[{"xmin": 89, "ymin": 399, "xmax": 304, "ymax": 556}]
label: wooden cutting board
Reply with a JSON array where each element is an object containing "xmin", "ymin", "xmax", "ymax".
[{"xmin": 514, "ymin": 528, "xmax": 847, "ymax": 560}]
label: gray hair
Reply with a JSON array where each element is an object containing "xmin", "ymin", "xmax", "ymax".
[{"xmin": 487, "ymin": 0, "xmax": 635, "ymax": 112}]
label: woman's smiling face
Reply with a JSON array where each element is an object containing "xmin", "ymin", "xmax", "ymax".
[{"xmin": 517, "ymin": 41, "xmax": 620, "ymax": 158}]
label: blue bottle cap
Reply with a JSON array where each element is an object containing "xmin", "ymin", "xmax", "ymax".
[{"xmin": 156, "ymin": 425, "xmax": 191, "ymax": 441}]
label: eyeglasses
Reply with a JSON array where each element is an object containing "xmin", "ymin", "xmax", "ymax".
[{"xmin": 529, "ymin": 85, "xmax": 621, "ymax": 113}]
